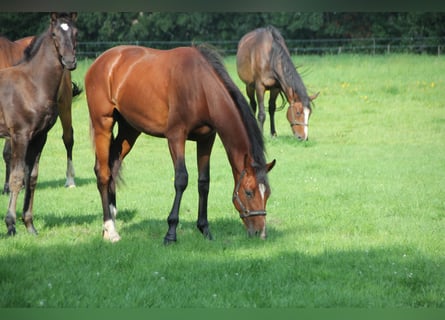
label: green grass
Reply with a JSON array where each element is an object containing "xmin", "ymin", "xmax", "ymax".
[{"xmin": 0, "ymin": 54, "xmax": 444, "ymax": 308}]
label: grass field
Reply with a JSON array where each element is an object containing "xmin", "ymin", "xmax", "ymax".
[{"xmin": 0, "ymin": 53, "xmax": 444, "ymax": 308}]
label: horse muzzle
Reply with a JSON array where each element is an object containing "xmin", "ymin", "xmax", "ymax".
[
  {"xmin": 62, "ymin": 55, "xmax": 77, "ymax": 70},
  {"xmin": 246, "ymin": 222, "xmax": 267, "ymax": 240}
]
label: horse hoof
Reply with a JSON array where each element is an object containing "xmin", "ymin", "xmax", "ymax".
[
  {"xmin": 27, "ymin": 226, "xmax": 38, "ymax": 235},
  {"xmin": 7, "ymin": 227, "xmax": 16, "ymax": 236},
  {"xmin": 203, "ymin": 231, "xmax": 213, "ymax": 240},
  {"xmin": 65, "ymin": 182, "xmax": 76, "ymax": 188},
  {"xmin": 103, "ymin": 229, "xmax": 121, "ymax": 243},
  {"xmin": 163, "ymin": 237, "xmax": 177, "ymax": 245}
]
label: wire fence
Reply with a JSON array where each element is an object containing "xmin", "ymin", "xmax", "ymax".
[{"xmin": 77, "ymin": 37, "xmax": 445, "ymax": 59}]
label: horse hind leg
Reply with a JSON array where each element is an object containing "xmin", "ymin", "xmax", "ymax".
[
  {"xmin": 101, "ymin": 113, "xmax": 140, "ymax": 242},
  {"xmin": 255, "ymin": 83, "xmax": 267, "ymax": 133},
  {"xmin": 246, "ymin": 84, "xmax": 257, "ymax": 114},
  {"xmin": 2, "ymin": 140, "xmax": 12, "ymax": 194},
  {"xmin": 58, "ymin": 104, "xmax": 76, "ymax": 188},
  {"xmin": 63, "ymin": 126, "xmax": 75, "ymax": 188}
]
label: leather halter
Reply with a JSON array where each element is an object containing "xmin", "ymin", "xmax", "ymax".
[
  {"xmin": 232, "ymin": 169, "xmax": 267, "ymax": 219},
  {"xmin": 289, "ymin": 121, "xmax": 308, "ymax": 127},
  {"xmin": 288, "ymin": 104, "xmax": 308, "ymax": 127}
]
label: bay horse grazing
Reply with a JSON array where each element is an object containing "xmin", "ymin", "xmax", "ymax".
[
  {"xmin": 85, "ymin": 44, "xmax": 276, "ymax": 244},
  {"xmin": 237, "ymin": 25, "xmax": 318, "ymax": 139},
  {"xmin": 0, "ymin": 12, "xmax": 78, "ymax": 235},
  {"xmin": 0, "ymin": 34, "xmax": 80, "ymax": 193}
]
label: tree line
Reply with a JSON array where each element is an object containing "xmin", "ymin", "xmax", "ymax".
[{"xmin": 1, "ymin": 12, "xmax": 444, "ymax": 43}]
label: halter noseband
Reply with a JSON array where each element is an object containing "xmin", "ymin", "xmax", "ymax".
[
  {"xmin": 232, "ymin": 169, "xmax": 267, "ymax": 219},
  {"xmin": 289, "ymin": 121, "xmax": 308, "ymax": 127}
]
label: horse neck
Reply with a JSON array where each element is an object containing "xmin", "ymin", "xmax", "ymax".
[
  {"xmin": 211, "ymin": 106, "xmax": 253, "ymax": 177},
  {"xmin": 272, "ymin": 62, "xmax": 295, "ymax": 103},
  {"xmin": 23, "ymin": 34, "xmax": 64, "ymax": 89}
]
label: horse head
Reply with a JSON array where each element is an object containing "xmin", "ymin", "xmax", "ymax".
[
  {"xmin": 232, "ymin": 156, "xmax": 276, "ymax": 239},
  {"xmin": 287, "ymin": 92, "xmax": 319, "ymax": 140},
  {"xmin": 50, "ymin": 12, "xmax": 78, "ymax": 70}
]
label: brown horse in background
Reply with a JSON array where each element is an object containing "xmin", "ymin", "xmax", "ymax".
[
  {"xmin": 237, "ymin": 25, "xmax": 318, "ymax": 140},
  {"xmin": 0, "ymin": 33, "xmax": 80, "ymax": 193},
  {"xmin": 0, "ymin": 12, "xmax": 78, "ymax": 235},
  {"xmin": 85, "ymin": 44, "xmax": 275, "ymax": 244}
]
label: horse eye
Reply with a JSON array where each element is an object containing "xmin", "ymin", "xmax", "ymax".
[{"xmin": 245, "ymin": 190, "xmax": 254, "ymax": 199}]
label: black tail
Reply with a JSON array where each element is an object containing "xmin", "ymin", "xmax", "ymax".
[{"xmin": 72, "ymin": 81, "xmax": 83, "ymax": 98}]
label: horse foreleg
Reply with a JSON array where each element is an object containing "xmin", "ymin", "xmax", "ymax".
[
  {"xmin": 21, "ymin": 133, "xmax": 47, "ymax": 235},
  {"xmin": 2, "ymin": 140, "xmax": 12, "ymax": 194},
  {"xmin": 164, "ymin": 138, "xmax": 188, "ymax": 244},
  {"xmin": 4, "ymin": 138, "xmax": 27, "ymax": 235},
  {"xmin": 268, "ymin": 88, "xmax": 280, "ymax": 137},
  {"xmin": 196, "ymin": 133, "xmax": 216, "ymax": 240}
]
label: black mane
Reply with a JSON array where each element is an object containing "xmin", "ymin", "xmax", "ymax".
[
  {"xmin": 20, "ymin": 30, "xmax": 48, "ymax": 64},
  {"xmin": 267, "ymin": 25, "xmax": 311, "ymax": 109},
  {"xmin": 196, "ymin": 44, "xmax": 269, "ymax": 182}
]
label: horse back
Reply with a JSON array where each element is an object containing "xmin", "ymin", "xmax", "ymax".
[
  {"xmin": 236, "ymin": 28, "xmax": 275, "ymax": 85},
  {"xmin": 86, "ymin": 45, "xmax": 216, "ymax": 136},
  {"xmin": 0, "ymin": 37, "xmax": 24, "ymax": 68}
]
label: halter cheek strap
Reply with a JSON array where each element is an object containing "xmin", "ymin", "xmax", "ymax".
[
  {"xmin": 288, "ymin": 105, "xmax": 309, "ymax": 127},
  {"xmin": 232, "ymin": 169, "xmax": 267, "ymax": 219}
]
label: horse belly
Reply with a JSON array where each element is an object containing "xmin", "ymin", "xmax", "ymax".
[{"xmin": 116, "ymin": 96, "xmax": 169, "ymax": 137}]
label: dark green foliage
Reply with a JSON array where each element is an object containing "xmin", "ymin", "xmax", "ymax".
[{"xmin": 1, "ymin": 12, "xmax": 444, "ymax": 42}]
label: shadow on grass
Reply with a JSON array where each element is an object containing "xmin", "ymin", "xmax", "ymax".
[
  {"xmin": 0, "ymin": 233, "xmax": 442, "ymax": 308},
  {"xmin": 119, "ymin": 215, "xmax": 285, "ymax": 246},
  {"xmin": 41, "ymin": 209, "xmax": 138, "ymax": 229},
  {"xmin": 36, "ymin": 176, "xmax": 96, "ymax": 190}
]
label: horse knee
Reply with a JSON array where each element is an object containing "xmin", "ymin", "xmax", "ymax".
[
  {"xmin": 174, "ymin": 169, "xmax": 188, "ymax": 192},
  {"xmin": 258, "ymin": 111, "xmax": 266, "ymax": 126},
  {"xmin": 198, "ymin": 178, "xmax": 209, "ymax": 195}
]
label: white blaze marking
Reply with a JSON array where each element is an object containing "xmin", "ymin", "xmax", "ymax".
[
  {"xmin": 61, "ymin": 23, "xmax": 69, "ymax": 31},
  {"xmin": 303, "ymin": 107, "xmax": 310, "ymax": 139},
  {"xmin": 259, "ymin": 183, "xmax": 266, "ymax": 200}
]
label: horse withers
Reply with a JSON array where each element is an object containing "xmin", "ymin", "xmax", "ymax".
[
  {"xmin": 0, "ymin": 12, "xmax": 78, "ymax": 235},
  {"xmin": 85, "ymin": 44, "xmax": 275, "ymax": 243},
  {"xmin": 237, "ymin": 25, "xmax": 318, "ymax": 140}
]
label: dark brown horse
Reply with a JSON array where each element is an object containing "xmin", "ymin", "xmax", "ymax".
[
  {"xmin": 237, "ymin": 25, "xmax": 318, "ymax": 139},
  {"xmin": 85, "ymin": 44, "xmax": 275, "ymax": 244},
  {"xmin": 0, "ymin": 12, "xmax": 78, "ymax": 235},
  {"xmin": 0, "ymin": 34, "xmax": 79, "ymax": 193}
]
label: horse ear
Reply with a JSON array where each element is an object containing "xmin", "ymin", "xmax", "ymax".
[
  {"xmin": 50, "ymin": 12, "xmax": 58, "ymax": 23},
  {"xmin": 70, "ymin": 12, "xmax": 78, "ymax": 22},
  {"xmin": 266, "ymin": 159, "xmax": 276, "ymax": 173},
  {"xmin": 310, "ymin": 92, "xmax": 320, "ymax": 101}
]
